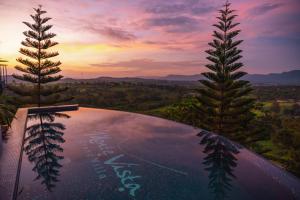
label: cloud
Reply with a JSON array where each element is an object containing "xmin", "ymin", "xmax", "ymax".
[
  {"xmin": 248, "ymin": 3, "xmax": 283, "ymax": 16},
  {"xmin": 146, "ymin": 3, "xmax": 186, "ymax": 14},
  {"xmin": 85, "ymin": 25, "xmax": 137, "ymax": 42},
  {"xmin": 90, "ymin": 59, "xmax": 203, "ymax": 71},
  {"xmin": 146, "ymin": 16, "xmax": 195, "ymax": 26},
  {"xmin": 143, "ymin": 38, "xmax": 207, "ymax": 51},
  {"xmin": 191, "ymin": 5, "xmax": 216, "ymax": 15},
  {"xmin": 144, "ymin": 1, "xmax": 217, "ymax": 15},
  {"xmin": 141, "ymin": 1, "xmax": 215, "ymax": 33},
  {"xmin": 100, "ymin": 27, "xmax": 137, "ymax": 41},
  {"xmin": 144, "ymin": 16, "xmax": 200, "ymax": 33}
]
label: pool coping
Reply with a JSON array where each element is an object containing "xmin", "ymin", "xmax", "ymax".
[
  {"xmin": 0, "ymin": 108, "xmax": 28, "ymax": 200},
  {"xmin": 27, "ymin": 104, "xmax": 79, "ymax": 114}
]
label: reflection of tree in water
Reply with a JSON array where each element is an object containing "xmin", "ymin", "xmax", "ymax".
[
  {"xmin": 198, "ymin": 130, "xmax": 240, "ymax": 200},
  {"xmin": 24, "ymin": 112, "xmax": 69, "ymax": 191}
]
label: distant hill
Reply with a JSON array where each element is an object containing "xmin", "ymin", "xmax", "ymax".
[
  {"xmin": 143, "ymin": 70, "xmax": 300, "ymax": 85},
  {"xmin": 244, "ymin": 70, "xmax": 300, "ymax": 85},
  {"xmin": 7, "ymin": 70, "xmax": 300, "ymax": 86},
  {"xmin": 145, "ymin": 74, "xmax": 203, "ymax": 81}
]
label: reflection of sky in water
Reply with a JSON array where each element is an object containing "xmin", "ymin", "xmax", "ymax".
[{"xmin": 16, "ymin": 107, "xmax": 300, "ymax": 200}]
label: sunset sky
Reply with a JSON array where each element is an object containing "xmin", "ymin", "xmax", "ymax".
[{"xmin": 0, "ymin": 0, "xmax": 299, "ymax": 78}]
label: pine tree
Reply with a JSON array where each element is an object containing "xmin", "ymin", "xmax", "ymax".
[
  {"xmin": 196, "ymin": 1, "xmax": 254, "ymax": 139},
  {"xmin": 9, "ymin": 5, "xmax": 71, "ymax": 107}
]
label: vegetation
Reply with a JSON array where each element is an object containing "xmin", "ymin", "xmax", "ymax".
[
  {"xmin": 253, "ymin": 103, "xmax": 300, "ymax": 177},
  {"xmin": 254, "ymin": 86, "xmax": 300, "ymax": 101},
  {"xmin": 9, "ymin": 6, "xmax": 70, "ymax": 107},
  {"xmin": 65, "ymin": 81, "xmax": 188, "ymax": 111},
  {"xmin": 0, "ymin": 59, "xmax": 15, "ymax": 127},
  {"xmin": 0, "ymin": 95, "xmax": 15, "ymax": 126},
  {"xmin": 196, "ymin": 2, "xmax": 254, "ymax": 140}
]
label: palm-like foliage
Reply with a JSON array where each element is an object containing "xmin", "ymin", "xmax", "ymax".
[
  {"xmin": 24, "ymin": 112, "xmax": 69, "ymax": 191},
  {"xmin": 196, "ymin": 2, "xmax": 254, "ymax": 139},
  {"xmin": 198, "ymin": 130, "xmax": 240, "ymax": 200},
  {"xmin": 9, "ymin": 5, "xmax": 71, "ymax": 107}
]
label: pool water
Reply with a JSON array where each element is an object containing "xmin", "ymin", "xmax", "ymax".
[{"xmin": 10, "ymin": 108, "xmax": 300, "ymax": 199}]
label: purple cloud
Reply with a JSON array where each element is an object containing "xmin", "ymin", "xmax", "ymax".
[
  {"xmin": 146, "ymin": 16, "xmax": 196, "ymax": 26},
  {"xmin": 146, "ymin": 3, "xmax": 186, "ymax": 14},
  {"xmin": 144, "ymin": 16, "xmax": 201, "ymax": 33},
  {"xmin": 249, "ymin": 3, "xmax": 283, "ymax": 16},
  {"xmin": 144, "ymin": 0, "xmax": 217, "ymax": 15},
  {"xmin": 191, "ymin": 5, "xmax": 216, "ymax": 15},
  {"xmin": 86, "ymin": 25, "xmax": 137, "ymax": 42}
]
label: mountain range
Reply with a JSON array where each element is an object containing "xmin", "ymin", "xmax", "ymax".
[
  {"xmin": 142, "ymin": 70, "xmax": 300, "ymax": 85},
  {"xmin": 7, "ymin": 70, "xmax": 300, "ymax": 85}
]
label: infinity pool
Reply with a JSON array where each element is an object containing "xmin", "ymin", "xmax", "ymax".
[{"xmin": 1, "ymin": 107, "xmax": 300, "ymax": 200}]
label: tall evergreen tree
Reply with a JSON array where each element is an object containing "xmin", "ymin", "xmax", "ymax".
[
  {"xmin": 196, "ymin": 1, "xmax": 254, "ymax": 139},
  {"xmin": 9, "ymin": 5, "xmax": 71, "ymax": 107}
]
